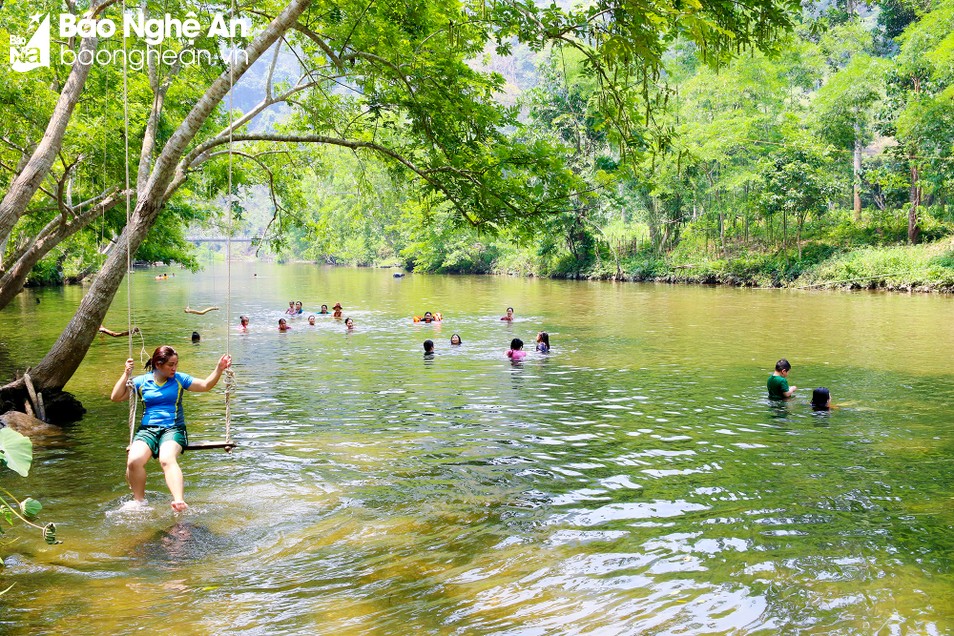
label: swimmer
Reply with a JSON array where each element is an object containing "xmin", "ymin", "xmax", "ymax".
[
  {"xmin": 191, "ymin": 331, "xmax": 200, "ymax": 344},
  {"xmin": 423, "ymin": 339, "xmax": 435, "ymax": 356},
  {"xmin": 501, "ymin": 307, "xmax": 514, "ymax": 322},
  {"xmin": 507, "ymin": 338, "xmax": 526, "ymax": 361},
  {"xmin": 767, "ymin": 359, "xmax": 796, "ymax": 399},
  {"xmin": 238, "ymin": 315, "xmax": 249, "ymax": 331},
  {"xmin": 333, "ymin": 303, "xmax": 343, "ymax": 319},
  {"xmin": 450, "ymin": 334, "xmax": 462, "ymax": 345},
  {"xmin": 295, "ymin": 301, "xmax": 303, "ymax": 315},
  {"xmin": 319, "ymin": 304, "xmax": 329, "ymax": 315},
  {"xmin": 285, "ymin": 301, "xmax": 296, "ymax": 315},
  {"xmin": 811, "ymin": 387, "xmax": 834, "ymax": 411},
  {"xmin": 308, "ymin": 315, "xmax": 316, "ymax": 325},
  {"xmin": 345, "ymin": 317, "xmax": 354, "ymax": 330},
  {"xmin": 535, "ymin": 331, "xmax": 550, "ymax": 353},
  {"xmin": 279, "ymin": 318, "xmax": 291, "ymax": 332}
]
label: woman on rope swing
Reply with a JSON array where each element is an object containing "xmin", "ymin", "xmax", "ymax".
[{"xmin": 111, "ymin": 346, "xmax": 232, "ymax": 511}]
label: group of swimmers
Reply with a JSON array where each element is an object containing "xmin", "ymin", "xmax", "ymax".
[
  {"xmin": 273, "ymin": 301, "xmax": 345, "ymax": 331},
  {"xmin": 768, "ymin": 358, "xmax": 833, "ymax": 411},
  {"xmin": 421, "ymin": 331, "xmax": 551, "ymax": 360}
]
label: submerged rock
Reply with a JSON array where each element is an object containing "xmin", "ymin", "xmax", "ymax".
[{"xmin": 0, "ymin": 410, "xmax": 62, "ymax": 437}]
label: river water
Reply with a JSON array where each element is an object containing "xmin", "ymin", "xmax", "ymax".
[{"xmin": 1, "ymin": 263, "xmax": 952, "ymax": 634}]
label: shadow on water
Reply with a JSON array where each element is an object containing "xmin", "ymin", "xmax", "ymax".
[{"xmin": 130, "ymin": 522, "xmax": 225, "ymax": 567}]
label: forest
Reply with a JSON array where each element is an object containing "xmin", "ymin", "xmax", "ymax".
[{"xmin": 277, "ymin": 0, "xmax": 954, "ymax": 291}]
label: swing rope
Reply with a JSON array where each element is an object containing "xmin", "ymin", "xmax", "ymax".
[
  {"xmin": 221, "ymin": 0, "xmax": 238, "ymax": 450},
  {"xmin": 122, "ymin": 0, "xmax": 136, "ymax": 447}
]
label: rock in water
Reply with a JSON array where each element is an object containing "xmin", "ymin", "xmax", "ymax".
[{"xmin": 0, "ymin": 411, "xmax": 62, "ymax": 437}]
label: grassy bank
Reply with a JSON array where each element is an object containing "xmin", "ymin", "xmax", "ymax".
[{"xmin": 569, "ymin": 237, "xmax": 954, "ymax": 292}]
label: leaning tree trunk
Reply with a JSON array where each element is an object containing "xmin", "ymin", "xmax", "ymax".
[
  {"xmin": 4, "ymin": 0, "xmax": 313, "ymax": 394},
  {"xmin": 0, "ymin": 35, "xmax": 99, "ymax": 247},
  {"xmin": 0, "ymin": 192, "xmax": 120, "ymax": 309}
]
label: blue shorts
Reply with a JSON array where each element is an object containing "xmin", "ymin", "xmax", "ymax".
[{"xmin": 134, "ymin": 425, "xmax": 188, "ymax": 458}]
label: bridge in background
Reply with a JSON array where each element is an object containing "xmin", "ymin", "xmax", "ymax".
[{"xmin": 186, "ymin": 236, "xmax": 254, "ymax": 244}]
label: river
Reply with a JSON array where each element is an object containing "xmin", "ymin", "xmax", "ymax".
[{"xmin": 1, "ymin": 263, "xmax": 952, "ymax": 634}]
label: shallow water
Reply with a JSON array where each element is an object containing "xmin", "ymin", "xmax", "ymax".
[{"xmin": 1, "ymin": 263, "xmax": 952, "ymax": 634}]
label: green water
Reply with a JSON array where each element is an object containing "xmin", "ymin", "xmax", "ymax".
[{"xmin": 1, "ymin": 263, "xmax": 952, "ymax": 634}]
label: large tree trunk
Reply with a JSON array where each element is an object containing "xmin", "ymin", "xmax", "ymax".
[
  {"xmin": 853, "ymin": 123, "xmax": 862, "ymax": 222},
  {"xmin": 0, "ymin": 35, "xmax": 99, "ymax": 247},
  {"xmin": 5, "ymin": 0, "xmax": 312, "ymax": 394}
]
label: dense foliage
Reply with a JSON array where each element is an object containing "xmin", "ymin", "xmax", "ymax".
[{"xmin": 271, "ymin": 0, "xmax": 954, "ymax": 290}]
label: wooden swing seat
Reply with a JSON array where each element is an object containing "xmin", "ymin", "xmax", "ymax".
[{"xmin": 185, "ymin": 441, "xmax": 236, "ymax": 451}]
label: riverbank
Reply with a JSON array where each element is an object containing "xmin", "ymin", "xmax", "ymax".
[{"xmin": 535, "ymin": 237, "xmax": 954, "ymax": 293}]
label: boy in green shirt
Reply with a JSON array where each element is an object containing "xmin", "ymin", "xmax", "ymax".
[{"xmin": 767, "ymin": 358, "xmax": 797, "ymax": 399}]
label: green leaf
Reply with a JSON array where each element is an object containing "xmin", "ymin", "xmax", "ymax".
[
  {"xmin": 0, "ymin": 428, "xmax": 33, "ymax": 477},
  {"xmin": 20, "ymin": 497, "xmax": 42, "ymax": 518}
]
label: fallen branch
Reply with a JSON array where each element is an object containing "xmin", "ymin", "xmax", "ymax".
[
  {"xmin": 98, "ymin": 326, "xmax": 140, "ymax": 337},
  {"xmin": 184, "ymin": 306, "xmax": 219, "ymax": 315}
]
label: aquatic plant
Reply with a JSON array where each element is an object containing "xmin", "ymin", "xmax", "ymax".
[{"xmin": 0, "ymin": 427, "xmax": 59, "ymax": 551}]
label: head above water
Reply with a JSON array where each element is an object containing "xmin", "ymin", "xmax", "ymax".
[
  {"xmin": 811, "ymin": 387, "xmax": 831, "ymax": 410},
  {"xmin": 537, "ymin": 331, "xmax": 550, "ymax": 347},
  {"xmin": 191, "ymin": 331, "xmax": 200, "ymax": 343},
  {"xmin": 240, "ymin": 315, "xmax": 249, "ymax": 326},
  {"xmin": 775, "ymin": 359, "xmax": 791, "ymax": 373},
  {"xmin": 423, "ymin": 339, "xmax": 434, "ymax": 353},
  {"xmin": 450, "ymin": 334, "xmax": 462, "ymax": 345},
  {"xmin": 510, "ymin": 338, "xmax": 523, "ymax": 351}
]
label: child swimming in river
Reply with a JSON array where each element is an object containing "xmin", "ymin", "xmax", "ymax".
[
  {"xmin": 811, "ymin": 387, "xmax": 832, "ymax": 411},
  {"xmin": 767, "ymin": 358, "xmax": 796, "ymax": 399},
  {"xmin": 507, "ymin": 338, "xmax": 526, "ymax": 361},
  {"xmin": 535, "ymin": 331, "xmax": 550, "ymax": 353}
]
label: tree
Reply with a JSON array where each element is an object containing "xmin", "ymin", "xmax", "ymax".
[
  {"xmin": 760, "ymin": 132, "xmax": 837, "ymax": 256},
  {"xmin": 882, "ymin": 0, "xmax": 954, "ymax": 243},
  {"xmin": 813, "ymin": 54, "xmax": 888, "ymax": 220}
]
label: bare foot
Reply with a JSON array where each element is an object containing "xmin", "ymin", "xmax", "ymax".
[{"xmin": 171, "ymin": 500, "xmax": 189, "ymax": 512}]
